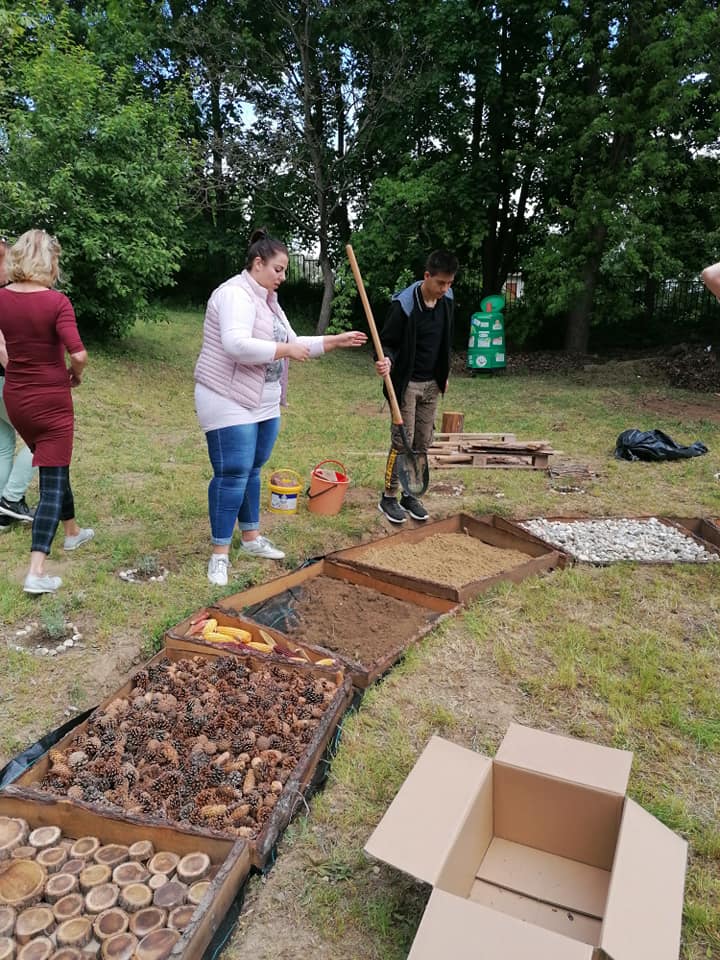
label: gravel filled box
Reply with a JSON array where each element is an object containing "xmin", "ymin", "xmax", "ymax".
[
  {"xmin": 328, "ymin": 514, "xmax": 567, "ymax": 604},
  {"xmin": 0, "ymin": 793, "xmax": 250, "ymax": 960},
  {"xmin": 216, "ymin": 559, "xmax": 459, "ymax": 689},
  {"xmin": 519, "ymin": 516, "xmax": 720, "ymax": 564},
  {"xmin": 4, "ymin": 647, "xmax": 353, "ymax": 868}
]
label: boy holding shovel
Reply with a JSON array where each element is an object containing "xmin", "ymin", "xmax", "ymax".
[{"xmin": 375, "ymin": 250, "xmax": 458, "ymax": 523}]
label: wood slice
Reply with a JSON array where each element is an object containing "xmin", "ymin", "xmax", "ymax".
[
  {"xmin": 126, "ymin": 844, "xmax": 153, "ymax": 865},
  {"xmin": 78, "ymin": 867, "xmax": 111, "ymax": 894},
  {"xmin": 0, "ymin": 936, "xmax": 15, "ymax": 960},
  {"xmin": 10, "ymin": 850, "xmax": 36, "ymax": 863},
  {"xmin": 57, "ymin": 863, "xmax": 83, "ymax": 879},
  {"xmin": 146, "ymin": 855, "xmax": 177, "ymax": 879},
  {"xmin": 44, "ymin": 875, "xmax": 78, "ymax": 904},
  {"xmin": 68, "ymin": 841, "xmax": 99, "ymax": 863},
  {"xmin": 175, "ymin": 854, "xmax": 209, "ymax": 885},
  {"xmin": 134, "ymin": 929, "xmax": 179, "ymax": 960},
  {"xmin": 92, "ymin": 909, "xmax": 128, "ymax": 942},
  {"xmin": 110, "ymin": 864, "xmax": 148, "ymax": 890},
  {"xmin": 0, "ymin": 861, "xmax": 47, "ymax": 909},
  {"xmin": 186, "ymin": 882, "xmax": 210, "ymax": 907},
  {"xmin": 51, "ymin": 949, "xmax": 83, "ymax": 960},
  {"xmin": 117, "ymin": 885, "xmax": 151, "ymax": 914},
  {"xmin": 56, "ymin": 917, "xmax": 92, "ymax": 948},
  {"xmin": 150, "ymin": 883, "xmax": 185, "ymax": 912},
  {"xmin": 100, "ymin": 933, "xmax": 137, "ymax": 960},
  {"xmin": 146, "ymin": 878, "xmax": 166, "ymax": 893},
  {"xmin": 0, "ymin": 821, "xmax": 29, "ymax": 861},
  {"xmin": 81, "ymin": 941, "xmax": 100, "ymax": 960},
  {"xmin": 36, "ymin": 849, "xmax": 68, "ymax": 875},
  {"xmin": 167, "ymin": 905, "xmax": 195, "ymax": 933},
  {"xmin": 14, "ymin": 905, "xmax": 56, "ymax": 944},
  {"xmin": 0, "ymin": 906, "xmax": 15, "ymax": 938},
  {"xmin": 52, "ymin": 894, "xmax": 84, "ymax": 923},
  {"xmin": 91, "ymin": 851, "xmax": 126, "ymax": 872},
  {"xmin": 83, "ymin": 885, "xmax": 119, "ymax": 916},
  {"xmin": 17, "ymin": 937, "xmax": 53, "ymax": 960},
  {"xmin": 441, "ymin": 411, "xmax": 464, "ymax": 434},
  {"xmin": 128, "ymin": 909, "xmax": 166, "ymax": 940},
  {"xmin": 28, "ymin": 830, "xmax": 61, "ymax": 853}
]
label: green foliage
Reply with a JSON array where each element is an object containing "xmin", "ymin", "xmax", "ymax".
[
  {"xmin": 0, "ymin": 4, "xmax": 191, "ymax": 338},
  {"xmin": 39, "ymin": 598, "xmax": 67, "ymax": 642}
]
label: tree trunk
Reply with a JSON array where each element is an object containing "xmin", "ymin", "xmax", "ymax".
[
  {"xmin": 565, "ymin": 225, "xmax": 607, "ymax": 352},
  {"xmin": 316, "ymin": 255, "xmax": 335, "ymax": 334}
]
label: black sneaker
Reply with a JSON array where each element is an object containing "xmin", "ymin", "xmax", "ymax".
[
  {"xmin": 378, "ymin": 496, "xmax": 407, "ymax": 524},
  {"xmin": 0, "ymin": 514, "xmax": 14, "ymax": 533},
  {"xmin": 0, "ymin": 496, "xmax": 34, "ymax": 522},
  {"xmin": 400, "ymin": 494, "xmax": 429, "ymax": 521}
]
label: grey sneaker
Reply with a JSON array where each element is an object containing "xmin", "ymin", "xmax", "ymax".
[
  {"xmin": 24, "ymin": 573, "xmax": 63, "ymax": 594},
  {"xmin": 0, "ymin": 496, "xmax": 34, "ymax": 522},
  {"xmin": 378, "ymin": 496, "xmax": 407, "ymax": 524},
  {"xmin": 64, "ymin": 528, "xmax": 95, "ymax": 551},
  {"xmin": 400, "ymin": 494, "xmax": 429, "ymax": 521},
  {"xmin": 208, "ymin": 554, "xmax": 231, "ymax": 586},
  {"xmin": 240, "ymin": 536, "xmax": 285, "ymax": 560}
]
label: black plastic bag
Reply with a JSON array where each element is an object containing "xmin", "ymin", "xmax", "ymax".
[{"xmin": 614, "ymin": 428, "xmax": 708, "ymax": 462}]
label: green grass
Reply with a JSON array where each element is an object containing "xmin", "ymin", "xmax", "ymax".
[{"xmin": 2, "ymin": 308, "xmax": 720, "ymax": 958}]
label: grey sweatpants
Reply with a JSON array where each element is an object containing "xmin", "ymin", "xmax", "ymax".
[{"xmin": 383, "ymin": 380, "xmax": 440, "ymax": 496}]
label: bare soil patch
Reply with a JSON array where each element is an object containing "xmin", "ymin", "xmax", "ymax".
[
  {"xmin": 281, "ymin": 578, "xmax": 433, "ymax": 662},
  {"xmin": 634, "ymin": 392, "xmax": 720, "ymax": 425}
]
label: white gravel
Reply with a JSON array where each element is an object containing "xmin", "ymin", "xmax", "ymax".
[{"xmin": 520, "ymin": 517, "xmax": 720, "ymax": 563}]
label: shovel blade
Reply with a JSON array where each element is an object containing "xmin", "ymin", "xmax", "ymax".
[{"xmin": 398, "ymin": 451, "xmax": 429, "ymax": 496}]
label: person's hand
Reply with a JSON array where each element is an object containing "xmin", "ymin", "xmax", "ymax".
[
  {"xmin": 68, "ymin": 369, "xmax": 82, "ymax": 387},
  {"xmin": 375, "ymin": 357, "xmax": 391, "ymax": 377},
  {"xmin": 337, "ymin": 330, "xmax": 367, "ymax": 348},
  {"xmin": 286, "ymin": 342, "xmax": 311, "ymax": 361}
]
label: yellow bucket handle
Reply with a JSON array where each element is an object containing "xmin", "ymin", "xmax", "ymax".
[{"xmin": 270, "ymin": 468, "xmax": 303, "ymax": 488}]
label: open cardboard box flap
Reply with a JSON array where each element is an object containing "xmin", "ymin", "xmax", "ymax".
[
  {"xmin": 364, "ymin": 736, "xmax": 492, "ymax": 886},
  {"xmin": 408, "ymin": 889, "xmax": 594, "ymax": 960},
  {"xmin": 365, "ymin": 728, "xmax": 687, "ymax": 960}
]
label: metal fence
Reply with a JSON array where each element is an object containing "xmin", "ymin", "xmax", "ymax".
[{"xmin": 288, "ymin": 253, "xmax": 323, "ymax": 284}]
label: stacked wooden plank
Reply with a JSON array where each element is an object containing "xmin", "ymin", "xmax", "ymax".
[{"xmin": 427, "ymin": 432, "xmax": 558, "ymax": 470}]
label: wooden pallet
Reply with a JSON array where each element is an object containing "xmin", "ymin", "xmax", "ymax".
[{"xmin": 428, "ymin": 433, "xmax": 558, "ymax": 470}]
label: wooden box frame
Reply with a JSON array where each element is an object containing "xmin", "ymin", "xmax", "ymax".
[
  {"xmin": 327, "ymin": 513, "xmax": 566, "ymax": 604},
  {"xmin": 215, "ymin": 558, "xmax": 459, "ymax": 689},
  {"xmin": 0, "ymin": 794, "xmax": 251, "ymax": 960}
]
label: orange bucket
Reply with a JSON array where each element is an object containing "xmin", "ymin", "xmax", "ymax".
[{"xmin": 306, "ymin": 459, "xmax": 349, "ymax": 516}]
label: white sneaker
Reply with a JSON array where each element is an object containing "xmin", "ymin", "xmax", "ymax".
[
  {"xmin": 208, "ymin": 554, "xmax": 230, "ymax": 586},
  {"xmin": 240, "ymin": 536, "xmax": 285, "ymax": 560},
  {"xmin": 64, "ymin": 528, "xmax": 95, "ymax": 551},
  {"xmin": 24, "ymin": 573, "xmax": 63, "ymax": 594}
]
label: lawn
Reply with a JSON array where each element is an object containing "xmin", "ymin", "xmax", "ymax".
[{"xmin": 1, "ymin": 308, "xmax": 719, "ymax": 959}]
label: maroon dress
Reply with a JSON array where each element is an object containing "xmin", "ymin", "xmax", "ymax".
[{"xmin": 0, "ymin": 288, "xmax": 85, "ymax": 466}]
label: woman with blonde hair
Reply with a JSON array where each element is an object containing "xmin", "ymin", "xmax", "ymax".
[{"xmin": 0, "ymin": 229, "xmax": 93, "ymax": 594}]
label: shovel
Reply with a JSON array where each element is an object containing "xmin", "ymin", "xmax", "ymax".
[{"xmin": 346, "ymin": 244, "xmax": 429, "ymax": 497}]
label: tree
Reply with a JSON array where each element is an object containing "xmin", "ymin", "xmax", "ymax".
[{"xmin": 0, "ymin": 4, "xmax": 191, "ymax": 337}]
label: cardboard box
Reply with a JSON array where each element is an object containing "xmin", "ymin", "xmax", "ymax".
[{"xmin": 365, "ymin": 725, "xmax": 687, "ymax": 959}]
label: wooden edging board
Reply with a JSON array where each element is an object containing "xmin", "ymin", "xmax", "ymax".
[
  {"xmin": 5, "ymin": 645, "xmax": 354, "ymax": 869},
  {"xmin": 165, "ymin": 606, "xmax": 343, "ymax": 675},
  {"xmin": 326, "ymin": 512, "xmax": 566, "ymax": 604},
  {"xmin": 0, "ymin": 793, "xmax": 251, "ymax": 960},
  {"xmin": 513, "ymin": 514, "xmax": 720, "ymax": 565},
  {"xmin": 215, "ymin": 559, "xmax": 459, "ymax": 689}
]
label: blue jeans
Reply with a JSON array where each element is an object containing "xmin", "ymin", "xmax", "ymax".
[
  {"xmin": 205, "ymin": 419, "xmax": 281, "ymax": 545},
  {"xmin": 0, "ymin": 375, "xmax": 36, "ymax": 502}
]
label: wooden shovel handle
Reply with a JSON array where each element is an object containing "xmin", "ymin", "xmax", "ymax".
[{"xmin": 346, "ymin": 244, "xmax": 404, "ymax": 426}]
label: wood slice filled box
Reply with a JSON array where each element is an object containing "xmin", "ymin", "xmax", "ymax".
[
  {"xmin": 165, "ymin": 607, "xmax": 343, "ymax": 673},
  {"xmin": 0, "ymin": 794, "xmax": 250, "ymax": 960},
  {"xmin": 215, "ymin": 559, "xmax": 459, "ymax": 689},
  {"xmin": 3, "ymin": 646, "xmax": 353, "ymax": 868},
  {"xmin": 327, "ymin": 513, "xmax": 567, "ymax": 604}
]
